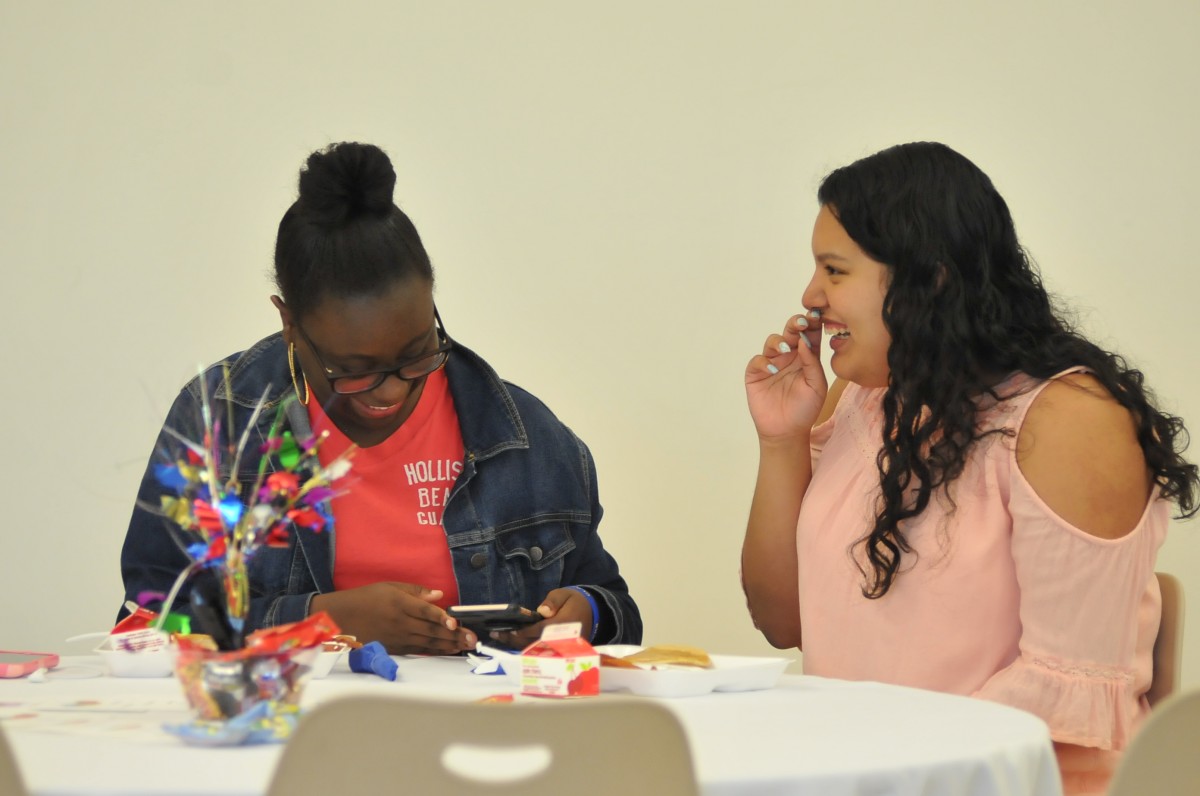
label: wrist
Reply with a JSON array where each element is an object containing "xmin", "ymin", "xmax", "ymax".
[
  {"xmin": 564, "ymin": 586, "xmax": 600, "ymax": 642},
  {"xmin": 757, "ymin": 431, "xmax": 812, "ymax": 454}
]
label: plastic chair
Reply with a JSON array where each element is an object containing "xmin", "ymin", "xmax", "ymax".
[
  {"xmin": 267, "ymin": 695, "xmax": 699, "ymax": 796},
  {"xmin": 1147, "ymin": 571, "xmax": 1185, "ymax": 708},
  {"xmin": 1108, "ymin": 687, "xmax": 1200, "ymax": 795},
  {"xmin": 0, "ymin": 723, "xmax": 29, "ymax": 796}
]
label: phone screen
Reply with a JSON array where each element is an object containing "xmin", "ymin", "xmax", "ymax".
[{"xmin": 447, "ymin": 604, "xmax": 539, "ymax": 631}]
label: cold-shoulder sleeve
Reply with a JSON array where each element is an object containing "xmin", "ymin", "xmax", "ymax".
[{"xmin": 973, "ymin": 464, "xmax": 1168, "ymax": 750}]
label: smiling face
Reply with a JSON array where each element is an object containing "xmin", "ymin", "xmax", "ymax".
[
  {"xmin": 275, "ymin": 277, "xmax": 441, "ymax": 447},
  {"xmin": 802, "ymin": 205, "xmax": 892, "ymax": 388}
]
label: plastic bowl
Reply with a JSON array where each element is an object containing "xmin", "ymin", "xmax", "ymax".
[{"xmin": 97, "ymin": 646, "xmax": 177, "ymax": 677}]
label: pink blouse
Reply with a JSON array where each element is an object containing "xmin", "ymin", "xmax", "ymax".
[{"xmin": 798, "ymin": 370, "xmax": 1167, "ymax": 756}]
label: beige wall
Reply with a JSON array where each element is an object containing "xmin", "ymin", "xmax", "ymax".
[{"xmin": 3, "ymin": 1, "xmax": 1198, "ymax": 685}]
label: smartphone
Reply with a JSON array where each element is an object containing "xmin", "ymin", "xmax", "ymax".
[
  {"xmin": 447, "ymin": 603, "xmax": 540, "ymax": 633},
  {"xmin": 0, "ymin": 650, "xmax": 60, "ymax": 678}
]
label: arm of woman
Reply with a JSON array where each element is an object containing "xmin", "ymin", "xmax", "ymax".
[
  {"xmin": 493, "ymin": 433, "xmax": 642, "ymax": 649},
  {"xmin": 740, "ymin": 314, "xmax": 835, "ymax": 649},
  {"xmin": 1017, "ymin": 373, "xmax": 1152, "ymax": 540},
  {"xmin": 118, "ymin": 384, "xmax": 217, "ymax": 624},
  {"xmin": 977, "ymin": 373, "xmax": 1161, "ymax": 791},
  {"xmin": 310, "ymin": 584, "xmax": 474, "ymax": 655},
  {"xmin": 562, "ymin": 437, "xmax": 642, "ymax": 645}
]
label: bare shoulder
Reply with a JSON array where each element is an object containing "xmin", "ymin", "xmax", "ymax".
[
  {"xmin": 1016, "ymin": 373, "xmax": 1152, "ymax": 539},
  {"xmin": 815, "ymin": 378, "xmax": 849, "ymax": 426}
]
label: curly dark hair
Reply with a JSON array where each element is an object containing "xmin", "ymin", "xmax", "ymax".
[{"xmin": 817, "ymin": 142, "xmax": 1198, "ymax": 598}]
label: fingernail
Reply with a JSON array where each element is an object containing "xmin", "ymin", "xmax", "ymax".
[
  {"xmin": 445, "ymin": 618, "xmax": 456, "ymax": 630},
  {"xmin": 490, "ymin": 631, "xmax": 502, "ymax": 640},
  {"xmin": 767, "ymin": 364, "xmax": 779, "ymax": 374},
  {"xmin": 801, "ymin": 335, "xmax": 813, "ymax": 351},
  {"xmin": 466, "ymin": 633, "xmax": 477, "ymax": 646},
  {"xmin": 810, "ymin": 309, "xmax": 822, "ymax": 319},
  {"xmin": 777, "ymin": 341, "xmax": 791, "ymax": 353},
  {"xmin": 795, "ymin": 316, "xmax": 809, "ymax": 330}
]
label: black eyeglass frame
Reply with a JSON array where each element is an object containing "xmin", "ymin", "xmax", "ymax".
[{"xmin": 294, "ymin": 307, "xmax": 453, "ymax": 395}]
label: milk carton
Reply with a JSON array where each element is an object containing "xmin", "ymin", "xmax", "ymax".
[{"xmin": 519, "ymin": 622, "xmax": 600, "ymax": 697}]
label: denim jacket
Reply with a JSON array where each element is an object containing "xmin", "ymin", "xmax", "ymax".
[{"xmin": 119, "ymin": 333, "xmax": 641, "ymax": 645}]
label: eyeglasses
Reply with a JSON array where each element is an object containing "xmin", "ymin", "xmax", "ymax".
[{"xmin": 295, "ymin": 308, "xmax": 453, "ymax": 395}]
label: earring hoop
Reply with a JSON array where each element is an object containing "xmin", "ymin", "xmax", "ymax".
[{"xmin": 288, "ymin": 342, "xmax": 311, "ymax": 406}]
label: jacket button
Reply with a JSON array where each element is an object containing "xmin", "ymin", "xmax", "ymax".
[
  {"xmin": 530, "ymin": 546, "xmax": 543, "ymax": 563},
  {"xmin": 470, "ymin": 553, "xmax": 487, "ymax": 569}
]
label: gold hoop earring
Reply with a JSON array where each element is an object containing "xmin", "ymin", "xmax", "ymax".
[{"xmin": 288, "ymin": 342, "xmax": 311, "ymax": 406}]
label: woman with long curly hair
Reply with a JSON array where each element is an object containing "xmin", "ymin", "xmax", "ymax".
[{"xmin": 741, "ymin": 141, "xmax": 1197, "ymax": 795}]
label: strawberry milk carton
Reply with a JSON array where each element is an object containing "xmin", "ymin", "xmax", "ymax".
[{"xmin": 519, "ymin": 622, "xmax": 600, "ymax": 697}]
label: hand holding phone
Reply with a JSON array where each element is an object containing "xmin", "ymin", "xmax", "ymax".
[{"xmin": 446, "ymin": 603, "xmax": 539, "ymax": 634}]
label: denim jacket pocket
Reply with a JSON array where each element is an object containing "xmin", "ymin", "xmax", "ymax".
[{"xmin": 491, "ymin": 515, "xmax": 580, "ymax": 601}]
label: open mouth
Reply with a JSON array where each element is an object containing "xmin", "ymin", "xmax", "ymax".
[
  {"xmin": 824, "ymin": 326, "xmax": 851, "ymax": 341},
  {"xmin": 351, "ymin": 400, "xmax": 404, "ymax": 421}
]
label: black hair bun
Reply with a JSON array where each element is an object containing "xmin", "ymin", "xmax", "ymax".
[{"xmin": 297, "ymin": 142, "xmax": 396, "ymax": 226}]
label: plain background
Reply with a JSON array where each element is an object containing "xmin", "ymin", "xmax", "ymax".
[{"xmin": 3, "ymin": 2, "xmax": 1198, "ymax": 688}]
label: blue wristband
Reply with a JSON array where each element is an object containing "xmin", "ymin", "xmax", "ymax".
[{"xmin": 565, "ymin": 586, "xmax": 600, "ymax": 642}]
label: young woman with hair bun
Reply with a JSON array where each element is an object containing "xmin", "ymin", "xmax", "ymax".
[
  {"xmin": 120, "ymin": 142, "xmax": 641, "ymax": 654},
  {"xmin": 741, "ymin": 141, "xmax": 1197, "ymax": 795}
]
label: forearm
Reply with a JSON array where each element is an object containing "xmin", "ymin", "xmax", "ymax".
[
  {"xmin": 1053, "ymin": 741, "xmax": 1116, "ymax": 796},
  {"xmin": 567, "ymin": 439, "xmax": 642, "ymax": 645},
  {"xmin": 741, "ymin": 435, "xmax": 811, "ymax": 649},
  {"xmin": 576, "ymin": 583, "xmax": 641, "ymax": 645},
  {"xmin": 562, "ymin": 539, "xmax": 642, "ymax": 645}
]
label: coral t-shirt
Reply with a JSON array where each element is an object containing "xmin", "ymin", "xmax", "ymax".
[{"xmin": 308, "ymin": 369, "xmax": 464, "ymax": 609}]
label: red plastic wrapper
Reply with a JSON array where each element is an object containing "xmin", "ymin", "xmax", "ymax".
[
  {"xmin": 243, "ymin": 611, "xmax": 341, "ymax": 655},
  {"xmin": 175, "ymin": 635, "xmax": 219, "ymax": 652},
  {"xmin": 112, "ymin": 607, "xmax": 159, "ymax": 635}
]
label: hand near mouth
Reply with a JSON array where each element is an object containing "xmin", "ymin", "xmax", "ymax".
[{"xmin": 745, "ymin": 311, "xmax": 828, "ymax": 441}]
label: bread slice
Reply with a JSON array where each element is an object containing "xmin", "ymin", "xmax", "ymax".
[
  {"xmin": 621, "ymin": 644, "xmax": 713, "ymax": 669},
  {"xmin": 599, "ymin": 653, "xmax": 641, "ymax": 669}
]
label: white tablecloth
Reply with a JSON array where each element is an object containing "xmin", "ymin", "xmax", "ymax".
[{"xmin": 1, "ymin": 655, "xmax": 1062, "ymax": 796}]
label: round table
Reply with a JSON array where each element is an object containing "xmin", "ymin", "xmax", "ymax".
[{"xmin": 1, "ymin": 654, "xmax": 1062, "ymax": 796}]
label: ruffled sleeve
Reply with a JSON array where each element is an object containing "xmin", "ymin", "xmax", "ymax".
[
  {"xmin": 975, "ymin": 648, "xmax": 1143, "ymax": 749},
  {"xmin": 973, "ymin": 470, "xmax": 1167, "ymax": 750}
]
